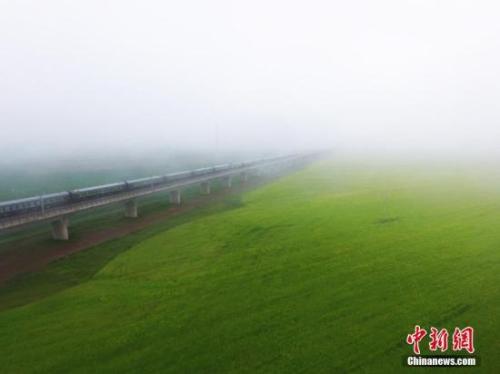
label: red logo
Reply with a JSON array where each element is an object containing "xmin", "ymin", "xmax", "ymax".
[
  {"xmin": 406, "ymin": 326, "xmax": 475, "ymax": 355},
  {"xmin": 452, "ymin": 327, "xmax": 475, "ymax": 354},
  {"xmin": 406, "ymin": 325, "xmax": 427, "ymax": 354},
  {"xmin": 429, "ymin": 327, "xmax": 449, "ymax": 352}
]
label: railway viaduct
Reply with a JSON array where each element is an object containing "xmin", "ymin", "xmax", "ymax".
[{"xmin": 0, "ymin": 154, "xmax": 315, "ymax": 240}]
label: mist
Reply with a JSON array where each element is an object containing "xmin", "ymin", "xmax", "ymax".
[{"xmin": 1, "ymin": 0, "xmax": 500, "ymax": 162}]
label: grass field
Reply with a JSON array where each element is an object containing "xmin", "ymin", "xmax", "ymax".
[{"xmin": 1, "ymin": 158, "xmax": 499, "ymax": 373}]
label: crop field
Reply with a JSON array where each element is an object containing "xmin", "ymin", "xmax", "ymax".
[{"xmin": 0, "ymin": 158, "xmax": 499, "ymax": 372}]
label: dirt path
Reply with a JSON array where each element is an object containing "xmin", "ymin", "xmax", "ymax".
[{"xmin": 0, "ymin": 184, "xmax": 254, "ymax": 285}]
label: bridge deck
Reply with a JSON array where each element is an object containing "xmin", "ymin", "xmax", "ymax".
[{"xmin": 0, "ymin": 156, "xmax": 301, "ymax": 231}]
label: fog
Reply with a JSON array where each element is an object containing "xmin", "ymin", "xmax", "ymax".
[{"xmin": 1, "ymin": 0, "xmax": 500, "ymax": 162}]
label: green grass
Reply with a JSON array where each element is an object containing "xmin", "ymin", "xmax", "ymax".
[{"xmin": 1, "ymin": 158, "xmax": 499, "ymax": 373}]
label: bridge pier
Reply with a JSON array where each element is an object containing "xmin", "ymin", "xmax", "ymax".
[
  {"xmin": 0, "ymin": 156, "xmax": 310, "ymax": 236},
  {"xmin": 51, "ymin": 217, "xmax": 69, "ymax": 240},
  {"xmin": 223, "ymin": 175, "xmax": 232, "ymax": 188},
  {"xmin": 124, "ymin": 199, "xmax": 138, "ymax": 218},
  {"xmin": 169, "ymin": 190, "xmax": 181, "ymax": 205},
  {"xmin": 200, "ymin": 181, "xmax": 211, "ymax": 195}
]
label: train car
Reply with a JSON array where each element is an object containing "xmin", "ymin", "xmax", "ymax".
[
  {"xmin": 41, "ymin": 192, "xmax": 70, "ymax": 209},
  {"xmin": 165, "ymin": 170, "xmax": 192, "ymax": 182},
  {"xmin": 213, "ymin": 163, "xmax": 231, "ymax": 172},
  {"xmin": 126, "ymin": 176, "xmax": 164, "ymax": 190},
  {"xmin": 0, "ymin": 192, "xmax": 72, "ymax": 219},
  {"xmin": 0, "ymin": 196, "xmax": 42, "ymax": 218},
  {"xmin": 69, "ymin": 182, "xmax": 127, "ymax": 201},
  {"xmin": 191, "ymin": 167, "xmax": 214, "ymax": 177}
]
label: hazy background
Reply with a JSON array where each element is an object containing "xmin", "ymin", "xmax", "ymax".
[{"xmin": 1, "ymin": 1, "xmax": 499, "ymax": 173}]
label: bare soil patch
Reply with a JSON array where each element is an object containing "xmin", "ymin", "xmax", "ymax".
[{"xmin": 0, "ymin": 184, "xmax": 254, "ymax": 285}]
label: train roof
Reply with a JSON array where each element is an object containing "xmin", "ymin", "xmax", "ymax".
[
  {"xmin": 213, "ymin": 163, "xmax": 231, "ymax": 169},
  {"xmin": 43, "ymin": 191, "xmax": 70, "ymax": 199},
  {"xmin": 127, "ymin": 175, "xmax": 163, "ymax": 184},
  {"xmin": 0, "ymin": 195, "xmax": 41, "ymax": 207},
  {"xmin": 166, "ymin": 170, "xmax": 192, "ymax": 177},
  {"xmin": 71, "ymin": 182, "xmax": 126, "ymax": 194},
  {"xmin": 0, "ymin": 191, "xmax": 70, "ymax": 207}
]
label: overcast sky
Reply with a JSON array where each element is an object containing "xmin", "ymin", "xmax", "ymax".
[{"xmin": 1, "ymin": 0, "xmax": 499, "ymax": 159}]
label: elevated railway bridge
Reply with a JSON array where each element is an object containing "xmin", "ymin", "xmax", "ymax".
[{"xmin": 0, "ymin": 154, "xmax": 316, "ymax": 240}]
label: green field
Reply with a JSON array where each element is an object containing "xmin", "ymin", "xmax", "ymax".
[{"xmin": 1, "ymin": 158, "xmax": 499, "ymax": 373}]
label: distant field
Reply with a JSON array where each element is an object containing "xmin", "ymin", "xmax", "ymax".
[{"xmin": 1, "ymin": 158, "xmax": 499, "ymax": 372}]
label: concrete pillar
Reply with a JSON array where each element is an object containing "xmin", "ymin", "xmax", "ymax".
[
  {"xmin": 124, "ymin": 199, "xmax": 138, "ymax": 218},
  {"xmin": 241, "ymin": 171, "xmax": 249, "ymax": 183},
  {"xmin": 223, "ymin": 175, "xmax": 232, "ymax": 188},
  {"xmin": 51, "ymin": 217, "xmax": 69, "ymax": 240},
  {"xmin": 169, "ymin": 189, "xmax": 181, "ymax": 205},
  {"xmin": 200, "ymin": 181, "xmax": 211, "ymax": 194}
]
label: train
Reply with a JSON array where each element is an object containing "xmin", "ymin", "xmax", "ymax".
[
  {"xmin": 0, "ymin": 191, "xmax": 69, "ymax": 218},
  {"xmin": 0, "ymin": 162, "xmax": 246, "ymax": 219},
  {"xmin": 0, "ymin": 155, "xmax": 298, "ymax": 220}
]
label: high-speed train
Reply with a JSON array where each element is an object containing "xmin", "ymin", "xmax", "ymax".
[{"xmin": 0, "ymin": 162, "xmax": 241, "ymax": 219}]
